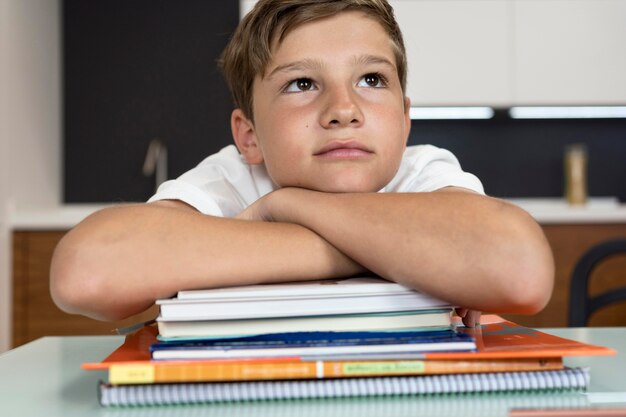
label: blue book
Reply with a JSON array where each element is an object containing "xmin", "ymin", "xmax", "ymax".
[{"xmin": 150, "ymin": 330, "xmax": 476, "ymax": 360}]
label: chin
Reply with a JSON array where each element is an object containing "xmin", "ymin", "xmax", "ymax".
[
  {"xmin": 312, "ymin": 181, "xmax": 381, "ymax": 194},
  {"xmin": 278, "ymin": 173, "xmax": 389, "ymax": 193}
]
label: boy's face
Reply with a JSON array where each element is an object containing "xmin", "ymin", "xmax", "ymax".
[{"xmin": 235, "ymin": 11, "xmax": 411, "ymax": 193}]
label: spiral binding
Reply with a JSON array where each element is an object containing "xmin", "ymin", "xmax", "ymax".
[{"xmin": 99, "ymin": 367, "xmax": 589, "ymax": 407}]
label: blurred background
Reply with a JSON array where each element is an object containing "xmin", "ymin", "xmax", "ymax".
[{"xmin": 1, "ymin": 0, "xmax": 625, "ymax": 352}]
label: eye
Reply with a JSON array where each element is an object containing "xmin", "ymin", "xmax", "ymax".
[
  {"xmin": 357, "ymin": 73, "xmax": 387, "ymax": 88},
  {"xmin": 284, "ymin": 78, "xmax": 316, "ymax": 93}
]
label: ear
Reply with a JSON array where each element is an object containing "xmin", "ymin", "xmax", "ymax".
[
  {"xmin": 231, "ymin": 109, "xmax": 264, "ymax": 164},
  {"xmin": 403, "ymin": 96, "xmax": 412, "ymax": 141}
]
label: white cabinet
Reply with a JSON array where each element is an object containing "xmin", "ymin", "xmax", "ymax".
[
  {"xmin": 393, "ymin": 0, "xmax": 626, "ymax": 106},
  {"xmin": 513, "ymin": 0, "xmax": 626, "ymax": 105},
  {"xmin": 392, "ymin": 0, "xmax": 513, "ymax": 106}
]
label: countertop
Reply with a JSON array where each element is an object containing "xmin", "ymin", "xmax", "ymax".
[
  {"xmin": 1, "ymin": 327, "xmax": 625, "ymax": 416},
  {"xmin": 506, "ymin": 197, "xmax": 626, "ymax": 224},
  {"xmin": 6, "ymin": 197, "xmax": 626, "ymax": 230}
]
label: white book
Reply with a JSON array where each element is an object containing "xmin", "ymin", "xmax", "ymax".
[
  {"xmin": 157, "ymin": 277, "xmax": 451, "ymax": 321},
  {"xmin": 156, "ymin": 310, "xmax": 453, "ymax": 339},
  {"xmin": 177, "ymin": 276, "xmax": 419, "ymax": 301}
]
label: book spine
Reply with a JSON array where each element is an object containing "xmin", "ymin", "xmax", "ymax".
[
  {"xmin": 108, "ymin": 357, "xmax": 563, "ymax": 384},
  {"xmin": 100, "ymin": 367, "xmax": 590, "ymax": 406}
]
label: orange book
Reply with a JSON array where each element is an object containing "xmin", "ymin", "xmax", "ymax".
[
  {"xmin": 83, "ymin": 315, "xmax": 612, "ymax": 385},
  {"xmin": 101, "ymin": 357, "xmax": 564, "ymax": 385},
  {"xmin": 425, "ymin": 315, "xmax": 616, "ymax": 360}
]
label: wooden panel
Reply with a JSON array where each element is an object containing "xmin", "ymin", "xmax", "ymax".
[
  {"xmin": 503, "ymin": 224, "xmax": 626, "ymax": 328},
  {"xmin": 11, "ymin": 231, "xmax": 158, "ymax": 348},
  {"xmin": 11, "ymin": 233, "xmax": 29, "ymax": 346}
]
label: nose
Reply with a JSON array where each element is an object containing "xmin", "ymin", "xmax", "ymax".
[{"xmin": 319, "ymin": 83, "xmax": 364, "ymax": 129}]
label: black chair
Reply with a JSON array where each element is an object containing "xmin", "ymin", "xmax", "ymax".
[{"xmin": 568, "ymin": 238, "xmax": 626, "ymax": 326}]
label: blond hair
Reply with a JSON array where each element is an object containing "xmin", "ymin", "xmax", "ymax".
[{"xmin": 219, "ymin": 0, "xmax": 407, "ymax": 120}]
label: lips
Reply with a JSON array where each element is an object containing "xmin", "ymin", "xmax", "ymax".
[{"xmin": 314, "ymin": 140, "xmax": 373, "ymax": 158}]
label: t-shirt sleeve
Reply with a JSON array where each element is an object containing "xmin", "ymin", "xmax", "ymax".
[
  {"xmin": 387, "ymin": 145, "xmax": 485, "ymax": 194},
  {"xmin": 146, "ymin": 145, "xmax": 268, "ymax": 217},
  {"xmin": 147, "ymin": 178, "xmax": 226, "ymax": 216}
]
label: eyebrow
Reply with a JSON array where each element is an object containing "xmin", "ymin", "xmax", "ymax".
[
  {"xmin": 266, "ymin": 59, "xmax": 325, "ymax": 80},
  {"xmin": 353, "ymin": 54, "xmax": 396, "ymax": 71},
  {"xmin": 266, "ymin": 54, "xmax": 396, "ymax": 80}
]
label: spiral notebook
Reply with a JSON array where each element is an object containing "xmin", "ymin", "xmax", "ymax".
[
  {"xmin": 98, "ymin": 367, "xmax": 589, "ymax": 406},
  {"xmin": 95, "ymin": 393, "xmax": 593, "ymax": 417}
]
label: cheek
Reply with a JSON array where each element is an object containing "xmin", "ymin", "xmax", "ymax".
[
  {"xmin": 376, "ymin": 110, "xmax": 408, "ymax": 177},
  {"xmin": 256, "ymin": 134, "xmax": 309, "ymax": 186},
  {"xmin": 377, "ymin": 110, "xmax": 408, "ymax": 148}
]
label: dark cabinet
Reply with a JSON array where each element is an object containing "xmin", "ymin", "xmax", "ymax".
[{"xmin": 64, "ymin": 0, "xmax": 239, "ymax": 202}]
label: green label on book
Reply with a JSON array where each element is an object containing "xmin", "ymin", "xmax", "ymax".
[{"xmin": 342, "ymin": 361, "xmax": 425, "ymax": 375}]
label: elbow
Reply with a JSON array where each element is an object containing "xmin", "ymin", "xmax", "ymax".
[
  {"xmin": 521, "ymin": 250, "xmax": 554, "ymax": 315},
  {"xmin": 50, "ymin": 232, "xmax": 111, "ymax": 321},
  {"xmin": 50, "ymin": 213, "xmax": 135, "ymax": 322},
  {"xmin": 503, "ymin": 262, "xmax": 554, "ymax": 315},
  {"xmin": 497, "ymin": 204, "xmax": 555, "ymax": 315},
  {"xmin": 50, "ymin": 230, "xmax": 83, "ymax": 314}
]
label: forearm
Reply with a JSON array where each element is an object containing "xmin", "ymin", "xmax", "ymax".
[
  {"xmin": 265, "ymin": 188, "xmax": 554, "ymax": 314},
  {"xmin": 50, "ymin": 202, "xmax": 362, "ymax": 321}
]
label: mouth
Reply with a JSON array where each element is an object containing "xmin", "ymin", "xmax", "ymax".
[{"xmin": 314, "ymin": 140, "xmax": 374, "ymax": 159}]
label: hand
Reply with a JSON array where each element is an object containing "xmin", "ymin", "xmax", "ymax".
[
  {"xmin": 235, "ymin": 193, "xmax": 276, "ymax": 222},
  {"xmin": 235, "ymin": 188, "xmax": 306, "ymax": 223},
  {"xmin": 455, "ymin": 307, "xmax": 482, "ymax": 328}
]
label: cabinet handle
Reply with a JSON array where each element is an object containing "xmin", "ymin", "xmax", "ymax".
[{"xmin": 142, "ymin": 139, "xmax": 168, "ymax": 192}]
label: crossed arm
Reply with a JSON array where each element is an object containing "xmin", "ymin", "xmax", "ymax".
[{"xmin": 50, "ymin": 187, "xmax": 554, "ymax": 323}]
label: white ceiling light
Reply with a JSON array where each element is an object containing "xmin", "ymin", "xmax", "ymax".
[
  {"xmin": 509, "ymin": 106, "xmax": 626, "ymax": 119},
  {"xmin": 409, "ymin": 107, "xmax": 495, "ymax": 120}
]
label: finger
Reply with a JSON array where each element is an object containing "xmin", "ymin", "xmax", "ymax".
[
  {"xmin": 455, "ymin": 307, "xmax": 468, "ymax": 318},
  {"xmin": 472, "ymin": 310, "xmax": 482, "ymax": 326},
  {"xmin": 463, "ymin": 310, "xmax": 482, "ymax": 328}
]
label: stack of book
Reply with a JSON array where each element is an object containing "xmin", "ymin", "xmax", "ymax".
[
  {"xmin": 155, "ymin": 275, "xmax": 456, "ymax": 339},
  {"xmin": 84, "ymin": 276, "xmax": 615, "ymax": 407},
  {"xmin": 151, "ymin": 276, "xmax": 472, "ymax": 361}
]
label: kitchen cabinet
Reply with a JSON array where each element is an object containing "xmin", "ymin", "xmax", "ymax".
[
  {"xmin": 513, "ymin": 0, "xmax": 626, "ymax": 105},
  {"xmin": 64, "ymin": 0, "xmax": 239, "ymax": 203},
  {"xmin": 12, "ymin": 231, "xmax": 158, "ymax": 348},
  {"xmin": 390, "ymin": 0, "xmax": 626, "ymax": 106}
]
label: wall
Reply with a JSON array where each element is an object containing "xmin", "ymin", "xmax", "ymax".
[
  {"xmin": 0, "ymin": 0, "xmax": 8, "ymax": 355},
  {"xmin": 0, "ymin": 0, "xmax": 61, "ymax": 352}
]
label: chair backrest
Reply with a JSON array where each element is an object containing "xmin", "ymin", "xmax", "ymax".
[{"xmin": 568, "ymin": 238, "xmax": 626, "ymax": 327}]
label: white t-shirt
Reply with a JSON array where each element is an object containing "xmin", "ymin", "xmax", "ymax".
[{"xmin": 148, "ymin": 144, "xmax": 484, "ymax": 217}]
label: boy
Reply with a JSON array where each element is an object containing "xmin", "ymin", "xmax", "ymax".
[{"xmin": 50, "ymin": 0, "xmax": 554, "ymax": 327}]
